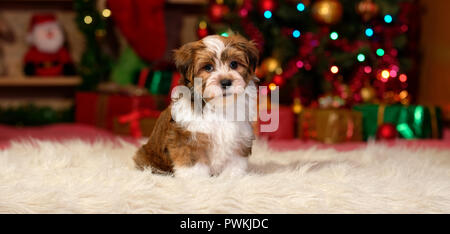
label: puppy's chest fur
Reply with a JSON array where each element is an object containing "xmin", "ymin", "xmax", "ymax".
[
  {"xmin": 186, "ymin": 117, "xmax": 253, "ymax": 173},
  {"xmin": 171, "ymin": 99, "xmax": 254, "ymax": 173}
]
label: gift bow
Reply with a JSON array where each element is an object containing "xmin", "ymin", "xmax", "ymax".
[{"xmin": 117, "ymin": 68, "xmax": 155, "ymax": 138}]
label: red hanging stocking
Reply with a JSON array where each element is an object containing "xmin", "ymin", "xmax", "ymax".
[{"xmin": 108, "ymin": 0, "xmax": 166, "ymax": 62}]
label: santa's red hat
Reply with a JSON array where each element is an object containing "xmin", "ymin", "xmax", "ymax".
[{"xmin": 28, "ymin": 14, "xmax": 57, "ymax": 32}]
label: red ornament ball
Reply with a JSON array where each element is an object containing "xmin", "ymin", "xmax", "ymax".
[
  {"xmin": 259, "ymin": 0, "xmax": 276, "ymax": 12},
  {"xmin": 376, "ymin": 123, "xmax": 398, "ymax": 140},
  {"xmin": 209, "ymin": 3, "xmax": 229, "ymax": 22},
  {"xmin": 197, "ymin": 28, "xmax": 208, "ymax": 39},
  {"xmin": 273, "ymin": 74, "xmax": 283, "ymax": 85}
]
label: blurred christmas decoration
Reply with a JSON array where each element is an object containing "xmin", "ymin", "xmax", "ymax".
[
  {"xmin": 209, "ymin": 2, "xmax": 229, "ymax": 22},
  {"xmin": 292, "ymin": 98, "xmax": 303, "ymax": 114},
  {"xmin": 24, "ymin": 14, "xmax": 76, "ymax": 76},
  {"xmin": 75, "ymin": 90, "xmax": 165, "ymax": 131},
  {"xmin": 360, "ymin": 86, "xmax": 376, "ymax": 102},
  {"xmin": 258, "ymin": 0, "xmax": 277, "ymax": 13},
  {"xmin": 298, "ymin": 108, "xmax": 363, "ymax": 144},
  {"xmin": 197, "ymin": 20, "xmax": 210, "ymax": 39},
  {"xmin": 354, "ymin": 104, "xmax": 443, "ymax": 140},
  {"xmin": 202, "ymin": 0, "xmax": 421, "ymax": 108},
  {"xmin": 75, "ymin": 0, "xmax": 114, "ymax": 90},
  {"xmin": 113, "ymin": 68, "xmax": 161, "ymax": 138},
  {"xmin": 0, "ymin": 105, "xmax": 74, "ymax": 126},
  {"xmin": 376, "ymin": 123, "xmax": 398, "ymax": 140},
  {"xmin": 110, "ymin": 46, "xmax": 148, "ymax": 85},
  {"xmin": 75, "ymin": 0, "xmax": 169, "ymax": 91},
  {"xmin": 0, "ymin": 14, "xmax": 14, "ymax": 76},
  {"xmin": 311, "ymin": 0, "xmax": 343, "ymax": 25},
  {"xmin": 256, "ymin": 105, "xmax": 295, "ymax": 140},
  {"xmin": 260, "ymin": 57, "xmax": 280, "ymax": 75},
  {"xmin": 356, "ymin": 0, "xmax": 380, "ymax": 22},
  {"xmin": 113, "ymin": 109, "xmax": 161, "ymax": 138},
  {"xmin": 75, "ymin": 65, "xmax": 178, "ymax": 134}
]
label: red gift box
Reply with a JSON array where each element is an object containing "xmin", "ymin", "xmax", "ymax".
[
  {"xmin": 75, "ymin": 92, "xmax": 164, "ymax": 130},
  {"xmin": 256, "ymin": 105, "xmax": 295, "ymax": 140}
]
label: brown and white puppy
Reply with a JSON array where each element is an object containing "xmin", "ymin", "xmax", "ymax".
[{"xmin": 133, "ymin": 35, "xmax": 259, "ymax": 177}]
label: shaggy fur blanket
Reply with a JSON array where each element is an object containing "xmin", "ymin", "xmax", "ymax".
[{"xmin": 1, "ymin": 139, "xmax": 450, "ymax": 213}]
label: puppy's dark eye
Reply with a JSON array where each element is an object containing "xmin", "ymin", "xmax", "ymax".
[
  {"xmin": 230, "ymin": 61, "xmax": 238, "ymax": 69},
  {"xmin": 204, "ymin": 64, "xmax": 214, "ymax": 72}
]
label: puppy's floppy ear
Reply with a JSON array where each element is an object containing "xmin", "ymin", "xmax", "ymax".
[
  {"xmin": 173, "ymin": 41, "xmax": 198, "ymax": 86},
  {"xmin": 244, "ymin": 40, "xmax": 259, "ymax": 72},
  {"xmin": 229, "ymin": 35, "xmax": 259, "ymax": 72}
]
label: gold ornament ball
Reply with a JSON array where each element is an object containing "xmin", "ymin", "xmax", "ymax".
[
  {"xmin": 356, "ymin": 0, "xmax": 379, "ymax": 22},
  {"xmin": 311, "ymin": 0, "xmax": 343, "ymax": 25},
  {"xmin": 261, "ymin": 57, "xmax": 280, "ymax": 74},
  {"xmin": 360, "ymin": 86, "xmax": 376, "ymax": 102}
]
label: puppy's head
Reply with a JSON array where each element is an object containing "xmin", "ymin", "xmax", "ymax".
[{"xmin": 174, "ymin": 35, "xmax": 259, "ymax": 100}]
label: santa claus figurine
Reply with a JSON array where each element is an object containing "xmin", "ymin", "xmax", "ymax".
[{"xmin": 24, "ymin": 14, "xmax": 75, "ymax": 76}]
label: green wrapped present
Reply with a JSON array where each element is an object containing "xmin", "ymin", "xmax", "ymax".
[
  {"xmin": 353, "ymin": 104, "xmax": 443, "ymax": 140},
  {"xmin": 139, "ymin": 70, "xmax": 174, "ymax": 95}
]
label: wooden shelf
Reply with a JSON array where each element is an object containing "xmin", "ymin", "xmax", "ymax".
[
  {"xmin": 0, "ymin": 0, "xmax": 207, "ymax": 10},
  {"xmin": 0, "ymin": 76, "xmax": 82, "ymax": 87}
]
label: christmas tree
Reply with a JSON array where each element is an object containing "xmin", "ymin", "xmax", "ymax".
[
  {"xmin": 74, "ymin": 0, "xmax": 115, "ymax": 91},
  {"xmin": 200, "ymin": 0, "xmax": 420, "ymax": 111}
]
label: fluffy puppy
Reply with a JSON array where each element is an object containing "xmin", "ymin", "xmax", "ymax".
[{"xmin": 133, "ymin": 35, "xmax": 259, "ymax": 177}]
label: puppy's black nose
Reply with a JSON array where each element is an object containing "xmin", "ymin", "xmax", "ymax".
[{"xmin": 220, "ymin": 79, "xmax": 232, "ymax": 89}]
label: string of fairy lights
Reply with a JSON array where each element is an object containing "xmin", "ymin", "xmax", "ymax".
[{"xmin": 83, "ymin": 8, "xmax": 111, "ymax": 25}]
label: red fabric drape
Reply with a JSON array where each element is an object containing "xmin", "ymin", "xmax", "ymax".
[{"xmin": 108, "ymin": 0, "xmax": 166, "ymax": 62}]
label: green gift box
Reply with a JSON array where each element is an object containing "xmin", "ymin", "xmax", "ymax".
[{"xmin": 353, "ymin": 104, "xmax": 443, "ymax": 140}]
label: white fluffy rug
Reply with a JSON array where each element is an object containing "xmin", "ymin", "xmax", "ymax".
[{"xmin": 1, "ymin": 139, "xmax": 450, "ymax": 213}]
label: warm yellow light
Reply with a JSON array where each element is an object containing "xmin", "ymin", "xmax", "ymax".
[
  {"xmin": 381, "ymin": 70, "xmax": 390, "ymax": 79},
  {"xmin": 265, "ymin": 58, "xmax": 279, "ymax": 73},
  {"xmin": 216, "ymin": 0, "xmax": 224, "ymax": 4},
  {"xmin": 399, "ymin": 90, "xmax": 408, "ymax": 100},
  {"xmin": 84, "ymin": 15, "xmax": 93, "ymax": 24},
  {"xmin": 330, "ymin": 65, "xmax": 339, "ymax": 74},
  {"xmin": 269, "ymin": 83, "xmax": 277, "ymax": 91},
  {"xmin": 319, "ymin": 5, "xmax": 330, "ymax": 15},
  {"xmin": 102, "ymin": 9, "xmax": 111, "ymax": 18},
  {"xmin": 199, "ymin": 21, "xmax": 207, "ymax": 30},
  {"xmin": 293, "ymin": 104, "xmax": 302, "ymax": 114}
]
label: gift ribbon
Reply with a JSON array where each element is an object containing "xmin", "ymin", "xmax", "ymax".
[
  {"xmin": 396, "ymin": 107, "xmax": 415, "ymax": 139},
  {"xmin": 150, "ymin": 71, "xmax": 162, "ymax": 94},
  {"xmin": 377, "ymin": 105, "xmax": 385, "ymax": 127},
  {"xmin": 429, "ymin": 106, "xmax": 439, "ymax": 139},
  {"xmin": 413, "ymin": 106, "xmax": 424, "ymax": 138},
  {"xmin": 118, "ymin": 109, "xmax": 155, "ymax": 138}
]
